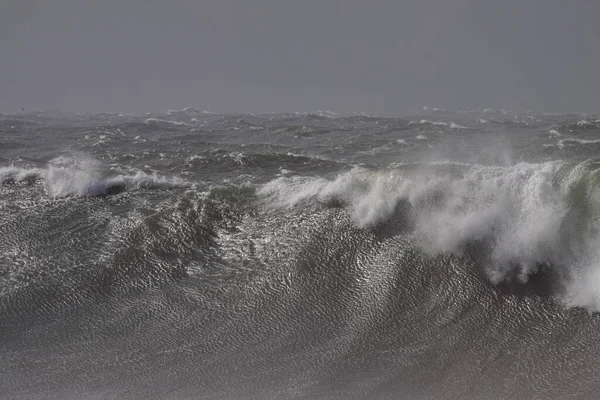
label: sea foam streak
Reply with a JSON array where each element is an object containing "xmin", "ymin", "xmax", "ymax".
[
  {"xmin": 1, "ymin": 157, "xmax": 187, "ymax": 197},
  {"xmin": 260, "ymin": 161, "xmax": 600, "ymax": 310}
]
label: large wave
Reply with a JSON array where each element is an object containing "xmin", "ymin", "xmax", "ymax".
[{"xmin": 259, "ymin": 160, "xmax": 600, "ymax": 311}]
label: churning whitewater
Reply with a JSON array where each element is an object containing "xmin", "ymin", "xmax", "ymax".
[{"xmin": 2, "ymin": 108, "xmax": 600, "ymax": 399}]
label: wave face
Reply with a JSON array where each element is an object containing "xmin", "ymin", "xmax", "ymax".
[{"xmin": 2, "ymin": 109, "xmax": 600, "ymax": 399}]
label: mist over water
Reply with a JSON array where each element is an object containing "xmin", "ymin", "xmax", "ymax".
[{"xmin": 2, "ymin": 108, "xmax": 600, "ymax": 399}]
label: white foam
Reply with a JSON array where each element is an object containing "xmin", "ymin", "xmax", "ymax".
[
  {"xmin": 144, "ymin": 118, "xmax": 189, "ymax": 126},
  {"xmin": 558, "ymin": 138, "xmax": 600, "ymax": 148},
  {"xmin": 259, "ymin": 167, "xmax": 404, "ymax": 228},
  {"xmin": 420, "ymin": 119, "xmax": 448, "ymax": 126},
  {"xmin": 419, "ymin": 120, "xmax": 467, "ymax": 129},
  {"xmin": 188, "ymin": 155, "xmax": 206, "ymax": 162},
  {"xmin": 549, "ymin": 129, "xmax": 561, "ymax": 137}
]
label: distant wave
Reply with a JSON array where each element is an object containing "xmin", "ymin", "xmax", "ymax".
[
  {"xmin": 144, "ymin": 118, "xmax": 190, "ymax": 126},
  {"xmin": 415, "ymin": 120, "xmax": 470, "ymax": 129}
]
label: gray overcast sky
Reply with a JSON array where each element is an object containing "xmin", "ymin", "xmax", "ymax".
[{"xmin": 1, "ymin": 0, "xmax": 599, "ymax": 114}]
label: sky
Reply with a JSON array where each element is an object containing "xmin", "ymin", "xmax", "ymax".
[{"xmin": 1, "ymin": 0, "xmax": 599, "ymax": 115}]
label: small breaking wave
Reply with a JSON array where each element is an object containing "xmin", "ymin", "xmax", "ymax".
[
  {"xmin": 0, "ymin": 166, "xmax": 45, "ymax": 184},
  {"xmin": 1, "ymin": 157, "xmax": 187, "ymax": 197}
]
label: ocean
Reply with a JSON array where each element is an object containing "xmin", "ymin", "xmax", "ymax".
[{"xmin": 2, "ymin": 107, "xmax": 600, "ymax": 399}]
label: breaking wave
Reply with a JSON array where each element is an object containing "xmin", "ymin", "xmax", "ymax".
[{"xmin": 259, "ymin": 160, "xmax": 600, "ymax": 310}]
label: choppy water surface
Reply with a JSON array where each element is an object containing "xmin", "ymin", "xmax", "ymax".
[{"xmin": 2, "ymin": 108, "xmax": 600, "ymax": 399}]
